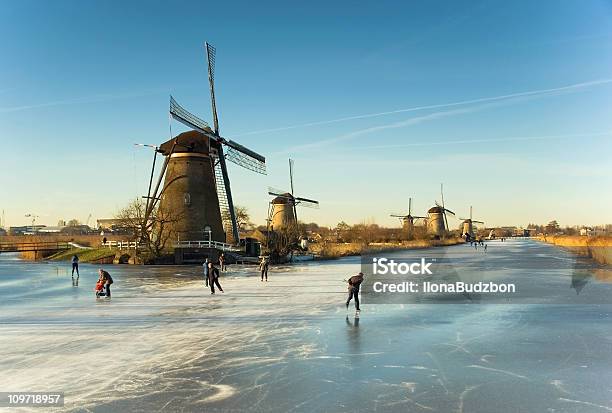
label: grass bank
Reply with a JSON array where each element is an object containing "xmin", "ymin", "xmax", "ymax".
[
  {"xmin": 536, "ymin": 235, "xmax": 612, "ymax": 265},
  {"xmin": 47, "ymin": 247, "xmax": 116, "ymax": 264},
  {"xmin": 310, "ymin": 238, "xmax": 464, "ymax": 259}
]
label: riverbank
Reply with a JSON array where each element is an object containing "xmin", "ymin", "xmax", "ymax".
[
  {"xmin": 536, "ymin": 235, "xmax": 612, "ymax": 265},
  {"xmin": 42, "ymin": 238, "xmax": 466, "ymax": 265},
  {"xmin": 46, "ymin": 247, "xmax": 117, "ymax": 264},
  {"xmin": 310, "ymin": 237, "xmax": 464, "ymax": 259}
]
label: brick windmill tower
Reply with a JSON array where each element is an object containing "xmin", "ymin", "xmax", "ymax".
[
  {"xmin": 427, "ymin": 184, "xmax": 455, "ymax": 237},
  {"xmin": 459, "ymin": 206, "xmax": 484, "ymax": 240},
  {"xmin": 267, "ymin": 159, "xmax": 319, "ymax": 231},
  {"xmin": 390, "ymin": 197, "xmax": 426, "ymax": 235},
  {"xmin": 142, "ymin": 43, "xmax": 266, "ymax": 245}
]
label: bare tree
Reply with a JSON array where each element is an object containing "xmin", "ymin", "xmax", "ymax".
[
  {"xmin": 67, "ymin": 219, "xmax": 81, "ymax": 227},
  {"xmin": 222, "ymin": 205, "xmax": 254, "ymax": 233},
  {"xmin": 266, "ymin": 222, "xmax": 302, "ymax": 261},
  {"xmin": 115, "ymin": 199, "xmax": 184, "ymax": 258}
]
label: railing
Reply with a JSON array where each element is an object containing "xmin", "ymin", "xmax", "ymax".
[
  {"xmin": 102, "ymin": 241, "xmax": 140, "ymax": 250},
  {"xmin": 174, "ymin": 240, "xmax": 242, "ymax": 251}
]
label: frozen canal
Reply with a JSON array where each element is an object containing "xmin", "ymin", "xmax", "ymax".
[{"xmin": 1, "ymin": 239, "xmax": 612, "ymax": 412}]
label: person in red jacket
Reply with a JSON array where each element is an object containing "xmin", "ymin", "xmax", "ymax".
[{"xmin": 346, "ymin": 272, "xmax": 364, "ymax": 313}]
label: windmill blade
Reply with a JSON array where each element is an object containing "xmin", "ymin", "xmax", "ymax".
[
  {"xmin": 170, "ymin": 97, "xmax": 266, "ymax": 174},
  {"xmin": 443, "ymin": 208, "xmax": 456, "ymax": 216},
  {"xmin": 413, "ymin": 215, "xmax": 427, "ymax": 219},
  {"xmin": 408, "ymin": 197, "xmax": 412, "ymax": 215},
  {"xmin": 224, "ymin": 139, "xmax": 266, "ymax": 174},
  {"xmin": 473, "ymin": 220, "xmax": 484, "ymax": 224},
  {"xmin": 170, "ymin": 96, "xmax": 215, "ymax": 137},
  {"xmin": 294, "ymin": 196, "xmax": 318, "ymax": 204},
  {"xmin": 289, "ymin": 159, "xmax": 295, "ymax": 194},
  {"xmin": 459, "ymin": 217, "xmax": 469, "ymax": 221},
  {"xmin": 440, "ymin": 183, "xmax": 450, "ymax": 229},
  {"xmin": 268, "ymin": 187, "xmax": 290, "ymax": 197},
  {"xmin": 295, "ymin": 198, "xmax": 319, "ymax": 209},
  {"xmin": 295, "ymin": 195, "xmax": 319, "ymax": 204},
  {"xmin": 390, "ymin": 214, "xmax": 408, "ymax": 218},
  {"xmin": 205, "ymin": 42, "xmax": 219, "ymax": 135},
  {"xmin": 216, "ymin": 145, "xmax": 239, "ymax": 243}
]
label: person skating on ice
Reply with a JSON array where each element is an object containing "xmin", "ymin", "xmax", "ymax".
[{"xmin": 346, "ymin": 272, "xmax": 364, "ymax": 313}]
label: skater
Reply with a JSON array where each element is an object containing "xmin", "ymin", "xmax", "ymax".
[
  {"xmin": 98, "ymin": 268, "xmax": 113, "ymax": 298},
  {"xmin": 208, "ymin": 262, "xmax": 224, "ymax": 294},
  {"xmin": 203, "ymin": 258, "xmax": 210, "ymax": 287},
  {"xmin": 219, "ymin": 253, "xmax": 226, "ymax": 271},
  {"xmin": 71, "ymin": 254, "xmax": 80, "ymax": 277},
  {"xmin": 484, "ymin": 244, "xmax": 488, "ymax": 253},
  {"xmin": 346, "ymin": 272, "xmax": 364, "ymax": 313},
  {"xmin": 259, "ymin": 256, "xmax": 269, "ymax": 281}
]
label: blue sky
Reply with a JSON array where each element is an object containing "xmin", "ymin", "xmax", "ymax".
[{"xmin": 1, "ymin": 0, "xmax": 611, "ymax": 228}]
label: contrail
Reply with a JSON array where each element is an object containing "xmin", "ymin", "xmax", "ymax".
[
  {"xmin": 277, "ymin": 100, "xmax": 503, "ymax": 154},
  {"xmin": 359, "ymin": 131, "xmax": 612, "ymax": 150},
  {"xmin": 235, "ymin": 78, "xmax": 612, "ymax": 137},
  {"xmin": 0, "ymin": 89, "xmax": 169, "ymax": 113},
  {"xmin": 275, "ymin": 79, "xmax": 612, "ymax": 154}
]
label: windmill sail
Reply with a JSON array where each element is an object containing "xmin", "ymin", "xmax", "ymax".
[
  {"xmin": 225, "ymin": 140, "xmax": 266, "ymax": 174},
  {"xmin": 205, "ymin": 42, "xmax": 219, "ymax": 135},
  {"xmin": 294, "ymin": 196, "xmax": 319, "ymax": 208},
  {"xmin": 170, "ymin": 97, "xmax": 212, "ymax": 134},
  {"xmin": 213, "ymin": 146, "xmax": 239, "ymax": 243}
]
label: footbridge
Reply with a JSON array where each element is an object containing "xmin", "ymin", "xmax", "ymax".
[{"xmin": 0, "ymin": 241, "xmax": 72, "ymax": 253}]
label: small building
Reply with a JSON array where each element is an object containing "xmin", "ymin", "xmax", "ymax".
[
  {"xmin": 38, "ymin": 226, "xmax": 65, "ymax": 234},
  {"xmin": 9, "ymin": 225, "xmax": 46, "ymax": 235},
  {"xmin": 0, "ymin": 228, "xmax": 7, "ymax": 236}
]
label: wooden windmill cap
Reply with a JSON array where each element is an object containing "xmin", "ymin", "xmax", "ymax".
[
  {"xmin": 272, "ymin": 193, "xmax": 295, "ymax": 204},
  {"xmin": 159, "ymin": 130, "xmax": 214, "ymax": 155},
  {"xmin": 428, "ymin": 206, "xmax": 444, "ymax": 213}
]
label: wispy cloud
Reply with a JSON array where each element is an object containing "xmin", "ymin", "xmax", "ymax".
[
  {"xmin": 237, "ymin": 78, "xmax": 612, "ymax": 138},
  {"xmin": 273, "ymin": 78, "xmax": 612, "ymax": 154},
  {"xmin": 357, "ymin": 131, "xmax": 612, "ymax": 150},
  {"xmin": 0, "ymin": 89, "xmax": 169, "ymax": 114}
]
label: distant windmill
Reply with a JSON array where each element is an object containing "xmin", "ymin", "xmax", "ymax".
[
  {"xmin": 268, "ymin": 159, "xmax": 319, "ymax": 231},
  {"xmin": 427, "ymin": 184, "xmax": 455, "ymax": 236},
  {"xmin": 142, "ymin": 42, "xmax": 266, "ymax": 245},
  {"xmin": 390, "ymin": 197, "xmax": 426, "ymax": 234},
  {"xmin": 459, "ymin": 206, "xmax": 484, "ymax": 239}
]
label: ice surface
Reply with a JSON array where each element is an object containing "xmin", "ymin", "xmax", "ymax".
[{"xmin": 1, "ymin": 239, "xmax": 611, "ymax": 412}]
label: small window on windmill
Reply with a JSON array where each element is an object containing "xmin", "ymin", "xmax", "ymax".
[
  {"xmin": 204, "ymin": 226, "xmax": 212, "ymax": 241},
  {"xmin": 184, "ymin": 193, "xmax": 191, "ymax": 206}
]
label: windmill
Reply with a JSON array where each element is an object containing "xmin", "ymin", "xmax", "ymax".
[
  {"xmin": 390, "ymin": 197, "xmax": 426, "ymax": 234},
  {"xmin": 459, "ymin": 206, "xmax": 484, "ymax": 240},
  {"xmin": 267, "ymin": 159, "xmax": 319, "ymax": 231},
  {"xmin": 142, "ymin": 42, "xmax": 266, "ymax": 245},
  {"xmin": 427, "ymin": 184, "xmax": 455, "ymax": 236}
]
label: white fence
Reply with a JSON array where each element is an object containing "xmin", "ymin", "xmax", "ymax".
[
  {"xmin": 174, "ymin": 240, "xmax": 242, "ymax": 251},
  {"xmin": 102, "ymin": 240, "xmax": 240, "ymax": 252},
  {"xmin": 102, "ymin": 241, "xmax": 140, "ymax": 250}
]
